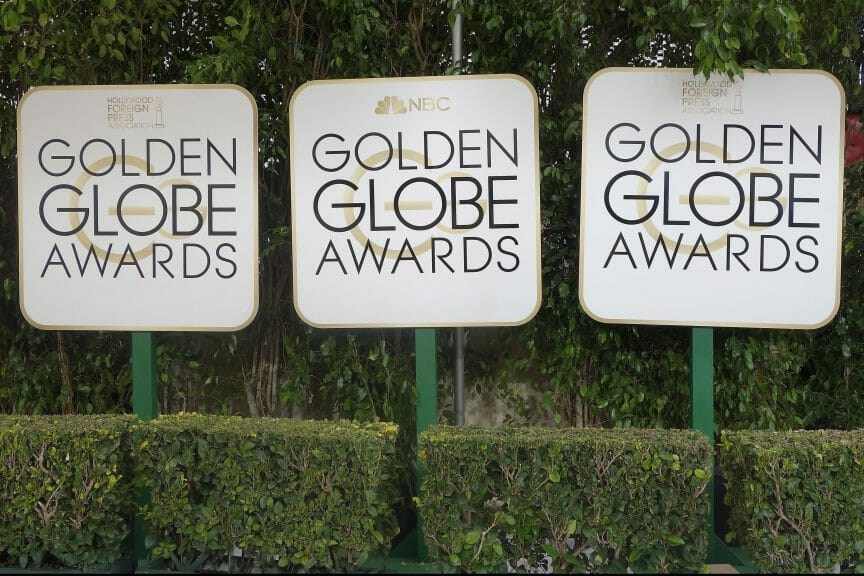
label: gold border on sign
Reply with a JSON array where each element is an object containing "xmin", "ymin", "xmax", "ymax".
[
  {"xmin": 288, "ymin": 74, "xmax": 542, "ymax": 329},
  {"xmin": 17, "ymin": 83, "xmax": 260, "ymax": 332},
  {"xmin": 578, "ymin": 67, "xmax": 845, "ymax": 330}
]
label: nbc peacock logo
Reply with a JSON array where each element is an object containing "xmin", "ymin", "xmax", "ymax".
[{"xmin": 375, "ymin": 96, "xmax": 407, "ymax": 115}]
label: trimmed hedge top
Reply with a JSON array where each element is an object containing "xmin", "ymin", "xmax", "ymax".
[
  {"xmin": 419, "ymin": 425, "xmax": 712, "ymax": 573},
  {"xmin": 139, "ymin": 411, "xmax": 398, "ymax": 440},
  {"xmin": 421, "ymin": 424, "xmax": 711, "ymax": 448}
]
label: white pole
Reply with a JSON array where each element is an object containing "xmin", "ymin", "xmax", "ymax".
[
  {"xmin": 452, "ymin": 0, "xmax": 463, "ymax": 67},
  {"xmin": 452, "ymin": 0, "xmax": 465, "ymax": 426}
]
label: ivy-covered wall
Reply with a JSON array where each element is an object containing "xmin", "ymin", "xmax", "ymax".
[{"xmin": 1, "ymin": 0, "xmax": 864, "ymax": 433}]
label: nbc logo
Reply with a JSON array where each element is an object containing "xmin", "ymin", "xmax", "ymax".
[{"xmin": 375, "ymin": 96, "xmax": 407, "ymax": 115}]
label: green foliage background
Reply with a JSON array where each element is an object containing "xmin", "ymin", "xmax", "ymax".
[{"xmin": 1, "ymin": 0, "xmax": 864, "ymax": 433}]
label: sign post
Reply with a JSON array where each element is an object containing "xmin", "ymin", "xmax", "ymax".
[
  {"xmin": 17, "ymin": 84, "xmax": 260, "ymax": 568},
  {"xmin": 414, "ymin": 327, "xmax": 438, "ymax": 561},
  {"xmin": 289, "ymin": 74, "xmax": 542, "ymax": 562},
  {"xmin": 132, "ymin": 332, "xmax": 158, "ymax": 422},
  {"xmin": 690, "ymin": 326, "xmax": 714, "ymax": 531},
  {"xmin": 131, "ymin": 331, "xmax": 157, "ymax": 561},
  {"xmin": 580, "ymin": 68, "xmax": 844, "ymax": 566}
]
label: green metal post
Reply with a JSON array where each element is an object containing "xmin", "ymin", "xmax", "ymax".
[
  {"xmin": 414, "ymin": 328, "xmax": 437, "ymax": 562},
  {"xmin": 132, "ymin": 332, "xmax": 158, "ymax": 421},
  {"xmin": 690, "ymin": 327, "xmax": 714, "ymax": 442},
  {"xmin": 691, "ymin": 327, "xmax": 719, "ymax": 558},
  {"xmin": 132, "ymin": 332, "xmax": 158, "ymax": 567},
  {"xmin": 691, "ymin": 328, "xmax": 758, "ymax": 571}
]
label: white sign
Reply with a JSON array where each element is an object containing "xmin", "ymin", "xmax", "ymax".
[
  {"xmin": 580, "ymin": 69, "xmax": 844, "ymax": 328},
  {"xmin": 18, "ymin": 85, "xmax": 258, "ymax": 331},
  {"xmin": 289, "ymin": 75, "xmax": 541, "ymax": 327}
]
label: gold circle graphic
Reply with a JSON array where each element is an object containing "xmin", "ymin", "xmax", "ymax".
[
  {"xmin": 634, "ymin": 142, "xmax": 783, "ymax": 253},
  {"xmin": 342, "ymin": 149, "xmax": 490, "ymax": 259},
  {"xmin": 68, "ymin": 156, "xmax": 207, "ymax": 263}
]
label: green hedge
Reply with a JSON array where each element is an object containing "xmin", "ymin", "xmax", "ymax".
[
  {"xmin": 0, "ymin": 414, "xmax": 137, "ymax": 570},
  {"xmin": 719, "ymin": 429, "xmax": 864, "ymax": 574},
  {"xmin": 418, "ymin": 426, "xmax": 712, "ymax": 573},
  {"xmin": 134, "ymin": 413, "xmax": 400, "ymax": 572}
]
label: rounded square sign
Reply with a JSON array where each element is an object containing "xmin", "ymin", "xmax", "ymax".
[
  {"xmin": 18, "ymin": 85, "xmax": 259, "ymax": 331},
  {"xmin": 580, "ymin": 69, "xmax": 844, "ymax": 328},
  {"xmin": 289, "ymin": 75, "xmax": 541, "ymax": 328}
]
